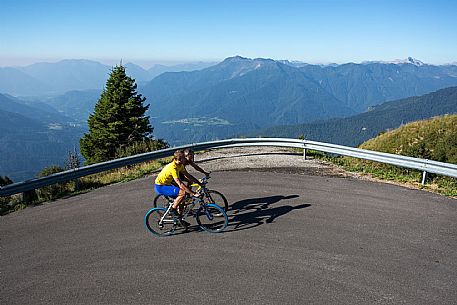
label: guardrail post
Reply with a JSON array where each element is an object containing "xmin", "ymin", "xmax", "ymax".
[
  {"xmin": 421, "ymin": 171, "xmax": 428, "ymax": 185},
  {"xmin": 303, "ymin": 148, "xmax": 307, "ymax": 160}
]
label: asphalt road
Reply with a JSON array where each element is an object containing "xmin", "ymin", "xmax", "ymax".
[{"xmin": 1, "ymin": 169, "xmax": 456, "ymax": 305}]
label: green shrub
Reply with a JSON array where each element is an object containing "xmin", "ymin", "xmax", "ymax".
[
  {"xmin": 115, "ymin": 138, "xmax": 169, "ymax": 158},
  {"xmin": 35, "ymin": 166, "xmax": 68, "ymax": 201}
]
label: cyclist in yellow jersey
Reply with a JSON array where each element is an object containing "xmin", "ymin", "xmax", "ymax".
[{"xmin": 154, "ymin": 150, "xmax": 201, "ymax": 218}]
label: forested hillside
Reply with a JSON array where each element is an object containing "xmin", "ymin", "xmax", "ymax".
[
  {"xmin": 39, "ymin": 89, "xmax": 101, "ymax": 122},
  {"xmin": 0, "ymin": 94, "xmax": 85, "ymax": 181},
  {"xmin": 251, "ymin": 86, "xmax": 457, "ymax": 147}
]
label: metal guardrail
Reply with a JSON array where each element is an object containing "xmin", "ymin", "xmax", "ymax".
[{"xmin": 1, "ymin": 138, "xmax": 456, "ymax": 197}]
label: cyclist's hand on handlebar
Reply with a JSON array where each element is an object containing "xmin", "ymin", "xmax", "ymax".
[{"xmin": 192, "ymin": 191, "xmax": 203, "ymax": 198}]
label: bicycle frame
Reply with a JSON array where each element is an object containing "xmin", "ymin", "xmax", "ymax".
[
  {"xmin": 146, "ymin": 189, "xmax": 228, "ymax": 236},
  {"xmin": 158, "ymin": 195, "xmax": 204, "ymax": 227}
]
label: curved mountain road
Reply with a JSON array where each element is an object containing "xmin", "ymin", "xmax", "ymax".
[{"xmin": 1, "ymin": 149, "xmax": 456, "ymax": 305}]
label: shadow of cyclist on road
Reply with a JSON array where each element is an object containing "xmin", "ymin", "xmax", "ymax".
[{"xmin": 225, "ymin": 195, "xmax": 311, "ymax": 232}]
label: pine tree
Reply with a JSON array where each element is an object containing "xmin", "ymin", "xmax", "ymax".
[
  {"xmin": 80, "ymin": 65, "xmax": 153, "ymax": 164},
  {"xmin": 0, "ymin": 176, "xmax": 13, "ymax": 186}
]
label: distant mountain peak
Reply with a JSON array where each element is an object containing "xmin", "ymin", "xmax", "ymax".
[
  {"xmin": 253, "ymin": 57, "xmax": 277, "ymax": 64},
  {"xmin": 406, "ymin": 57, "xmax": 424, "ymax": 66},
  {"xmin": 212, "ymin": 56, "xmax": 287, "ymax": 79},
  {"xmin": 277, "ymin": 60, "xmax": 309, "ymax": 67},
  {"xmin": 362, "ymin": 57, "xmax": 425, "ymax": 66},
  {"xmin": 223, "ymin": 55, "xmax": 251, "ymax": 62}
]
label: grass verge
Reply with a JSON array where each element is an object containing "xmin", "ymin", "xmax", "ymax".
[{"xmin": 307, "ymin": 150, "xmax": 457, "ymax": 197}]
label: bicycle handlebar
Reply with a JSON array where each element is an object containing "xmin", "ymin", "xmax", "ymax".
[{"xmin": 199, "ymin": 175, "xmax": 211, "ymax": 185}]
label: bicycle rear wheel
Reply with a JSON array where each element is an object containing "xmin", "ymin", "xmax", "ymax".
[
  {"xmin": 196, "ymin": 204, "xmax": 228, "ymax": 233},
  {"xmin": 144, "ymin": 207, "xmax": 176, "ymax": 236},
  {"xmin": 153, "ymin": 194, "xmax": 173, "ymax": 208},
  {"xmin": 205, "ymin": 189, "xmax": 229, "ymax": 212}
]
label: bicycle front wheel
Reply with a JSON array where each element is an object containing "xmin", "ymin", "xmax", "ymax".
[
  {"xmin": 205, "ymin": 189, "xmax": 229, "ymax": 212},
  {"xmin": 196, "ymin": 204, "xmax": 228, "ymax": 233},
  {"xmin": 144, "ymin": 207, "xmax": 176, "ymax": 237}
]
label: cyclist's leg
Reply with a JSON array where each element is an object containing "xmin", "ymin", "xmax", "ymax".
[
  {"xmin": 171, "ymin": 187, "xmax": 191, "ymax": 229},
  {"xmin": 154, "ymin": 184, "xmax": 180, "ymax": 203},
  {"xmin": 153, "ymin": 184, "xmax": 191, "ymax": 229},
  {"xmin": 154, "ymin": 184, "xmax": 189, "ymax": 218},
  {"xmin": 154, "ymin": 184, "xmax": 180, "ymax": 200},
  {"xmin": 173, "ymin": 176, "xmax": 190, "ymax": 209},
  {"xmin": 155, "ymin": 184, "xmax": 182, "ymax": 213},
  {"xmin": 171, "ymin": 176, "xmax": 193, "ymax": 213},
  {"xmin": 173, "ymin": 188, "xmax": 186, "ymax": 210}
]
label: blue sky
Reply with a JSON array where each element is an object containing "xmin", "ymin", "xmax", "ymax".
[{"xmin": 1, "ymin": 0, "xmax": 456, "ymax": 67}]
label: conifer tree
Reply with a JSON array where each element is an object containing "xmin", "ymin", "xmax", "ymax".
[
  {"xmin": 80, "ymin": 65, "xmax": 152, "ymax": 164},
  {"xmin": 0, "ymin": 176, "xmax": 13, "ymax": 186}
]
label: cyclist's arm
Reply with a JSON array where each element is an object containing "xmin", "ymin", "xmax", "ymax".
[
  {"xmin": 182, "ymin": 168, "xmax": 202, "ymax": 186},
  {"xmin": 190, "ymin": 161, "xmax": 210, "ymax": 176},
  {"xmin": 173, "ymin": 177, "xmax": 196, "ymax": 196}
]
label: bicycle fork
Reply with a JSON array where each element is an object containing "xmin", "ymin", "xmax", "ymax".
[{"xmin": 201, "ymin": 202, "xmax": 215, "ymax": 221}]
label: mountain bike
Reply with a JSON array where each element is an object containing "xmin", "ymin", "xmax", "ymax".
[
  {"xmin": 153, "ymin": 176, "xmax": 228, "ymax": 213},
  {"xmin": 144, "ymin": 193, "xmax": 228, "ymax": 236}
]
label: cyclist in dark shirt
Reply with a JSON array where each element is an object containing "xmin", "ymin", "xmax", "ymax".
[{"xmin": 183, "ymin": 148, "xmax": 210, "ymax": 178}]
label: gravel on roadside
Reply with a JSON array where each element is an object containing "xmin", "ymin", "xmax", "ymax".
[{"xmin": 192, "ymin": 147, "xmax": 352, "ymax": 177}]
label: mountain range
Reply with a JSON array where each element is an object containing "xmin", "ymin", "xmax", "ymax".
[
  {"xmin": 1, "ymin": 56, "xmax": 457, "ymax": 181},
  {"xmin": 140, "ymin": 56, "xmax": 457, "ymax": 144},
  {"xmin": 0, "ymin": 60, "xmax": 215, "ymax": 96},
  {"xmin": 142, "ymin": 56, "xmax": 356, "ymax": 144}
]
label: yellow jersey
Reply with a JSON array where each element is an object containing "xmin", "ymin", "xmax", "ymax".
[{"xmin": 155, "ymin": 161, "xmax": 185, "ymax": 185}]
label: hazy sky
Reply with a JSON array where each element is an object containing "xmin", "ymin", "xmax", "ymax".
[{"xmin": 1, "ymin": 0, "xmax": 456, "ymax": 68}]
